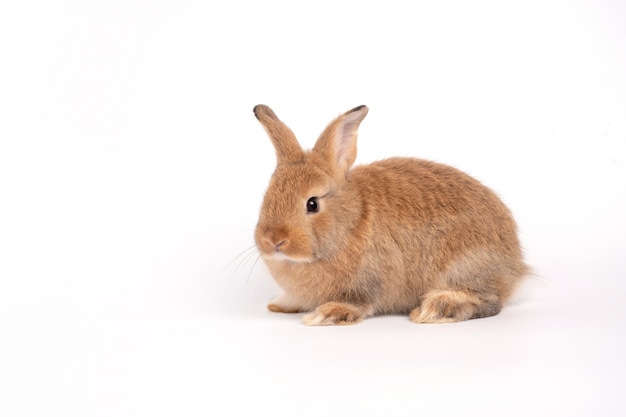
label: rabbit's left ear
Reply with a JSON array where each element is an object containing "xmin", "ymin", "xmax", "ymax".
[
  {"xmin": 313, "ymin": 105, "xmax": 369, "ymax": 177},
  {"xmin": 253, "ymin": 105, "xmax": 305, "ymax": 165}
]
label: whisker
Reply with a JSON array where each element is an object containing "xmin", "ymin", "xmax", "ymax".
[
  {"xmin": 224, "ymin": 244, "xmax": 256, "ymax": 272},
  {"xmin": 227, "ymin": 244, "xmax": 262, "ymax": 286},
  {"xmin": 234, "ymin": 247, "xmax": 259, "ymax": 278},
  {"xmin": 247, "ymin": 253, "xmax": 263, "ymax": 285}
]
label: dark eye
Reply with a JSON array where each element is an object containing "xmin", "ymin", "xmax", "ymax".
[{"xmin": 306, "ymin": 197, "xmax": 319, "ymax": 213}]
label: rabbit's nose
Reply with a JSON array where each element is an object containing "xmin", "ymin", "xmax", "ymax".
[
  {"xmin": 262, "ymin": 236, "xmax": 289, "ymax": 253},
  {"xmin": 274, "ymin": 240, "xmax": 287, "ymax": 251}
]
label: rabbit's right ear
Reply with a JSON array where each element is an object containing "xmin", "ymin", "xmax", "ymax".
[
  {"xmin": 253, "ymin": 105, "xmax": 304, "ymax": 164},
  {"xmin": 313, "ymin": 105, "xmax": 368, "ymax": 178}
]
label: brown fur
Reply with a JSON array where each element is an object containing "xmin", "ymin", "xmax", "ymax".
[{"xmin": 253, "ymin": 104, "xmax": 529, "ymax": 326}]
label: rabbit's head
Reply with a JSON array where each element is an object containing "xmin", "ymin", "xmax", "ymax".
[{"xmin": 253, "ymin": 105, "xmax": 368, "ymax": 263}]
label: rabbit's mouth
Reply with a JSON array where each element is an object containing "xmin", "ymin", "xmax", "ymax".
[
  {"xmin": 256, "ymin": 228, "xmax": 316, "ymax": 263},
  {"xmin": 263, "ymin": 251, "xmax": 314, "ymax": 264}
]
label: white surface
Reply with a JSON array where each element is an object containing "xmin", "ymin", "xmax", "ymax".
[{"xmin": 1, "ymin": 1, "xmax": 625, "ymax": 416}]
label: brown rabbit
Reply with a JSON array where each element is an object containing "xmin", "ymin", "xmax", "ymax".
[{"xmin": 253, "ymin": 104, "xmax": 528, "ymax": 325}]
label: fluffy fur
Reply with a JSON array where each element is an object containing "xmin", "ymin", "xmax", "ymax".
[{"xmin": 253, "ymin": 104, "xmax": 528, "ymax": 326}]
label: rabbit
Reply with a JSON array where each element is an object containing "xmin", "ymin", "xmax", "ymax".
[{"xmin": 253, "ymin": 104, "xmax": 528, "ymax": 326}]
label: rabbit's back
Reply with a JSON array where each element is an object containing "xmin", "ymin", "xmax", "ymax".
[{"xmin": 349, "ymin": 157, "xmax": 527, "ymax": 312}]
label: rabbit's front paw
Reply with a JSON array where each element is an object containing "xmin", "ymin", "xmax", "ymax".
[
  {"xmin": 302, "ymin": 301, "xmax": 369, "ymax": 326},
  {"xmin": 267, "ymin": 292, "xmax": 305, "ymax": 313}
]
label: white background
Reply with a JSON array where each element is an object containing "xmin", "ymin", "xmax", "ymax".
[{"xmin": 1, "ymin": 0, "xmax": 625, "ymax": 416}]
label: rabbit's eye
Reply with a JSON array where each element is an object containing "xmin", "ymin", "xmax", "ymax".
[{"xmin": 306, "ymin": 197, "xmax": 319, "ymax": 213}]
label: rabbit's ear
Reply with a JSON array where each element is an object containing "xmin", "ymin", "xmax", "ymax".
[
  {"xmin": 313, "ymin": 105, "xmax": 368, "ymax": 176},
  {"xmin": 253, "ymin": 105, "xmax": 304, "ymax": 164}
]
